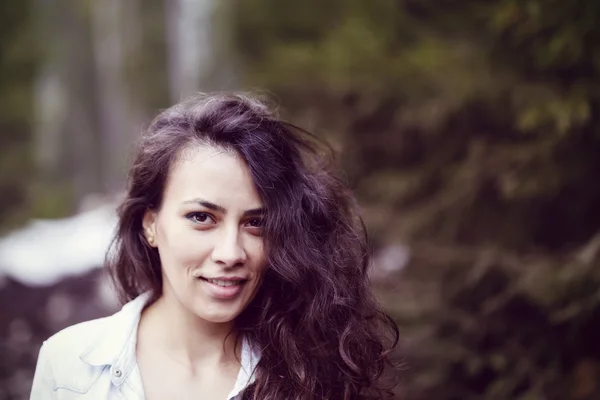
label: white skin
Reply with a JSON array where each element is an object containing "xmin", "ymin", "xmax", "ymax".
[{"xmin": 137, "ymin": 143, "xmax": 267, "ymax": 400}]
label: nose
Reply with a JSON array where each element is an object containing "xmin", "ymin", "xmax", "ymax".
[{"xmin": 210, "ymin": 227, "xmax": 246, "ymax": 268}]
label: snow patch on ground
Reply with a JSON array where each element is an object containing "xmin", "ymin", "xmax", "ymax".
[{"xmin": 0, "ymin": 204, "xmax": 118, "ymax": 287}]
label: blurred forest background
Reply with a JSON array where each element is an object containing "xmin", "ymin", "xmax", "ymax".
[{"xmin": 1, "ymin": 0, "xmax": 600, "ymax": 399}]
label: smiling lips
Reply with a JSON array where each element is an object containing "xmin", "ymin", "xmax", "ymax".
[
  {"xmin": 197, "ymin": 276, "xmax": 248, "ymax": 299},
  {"xmin": 205, "ymin": 278, "xmax": 246, "ymax": 287}
]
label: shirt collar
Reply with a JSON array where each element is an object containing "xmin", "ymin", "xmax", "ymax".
[
  {"xmin": 79, "ymin": 291, "xmax": 151, "ymax": 367},
  {"xmin": 229, "ymin": 336, "xmax": 261, "ymax": 398}
]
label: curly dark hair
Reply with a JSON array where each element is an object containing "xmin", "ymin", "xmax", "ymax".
[{"xmin": 106, "ymin": 93, "xmax": 399, "ymax": 399}]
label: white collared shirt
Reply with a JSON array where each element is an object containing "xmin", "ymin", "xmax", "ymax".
[{"xmin": 30, "ymin": 292, "xmax": 260, "ymax": 399}]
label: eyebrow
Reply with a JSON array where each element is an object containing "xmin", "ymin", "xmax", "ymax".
[{"xmin": 183, "ymin": 198, "xmax": 265, "ymax": 217}]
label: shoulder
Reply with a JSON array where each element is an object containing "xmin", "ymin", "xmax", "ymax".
[
  {"xmin": 43, "ymin": 291, "xmax": 151, "ymax": 361},
  {"xmin": 42, "ymin": 315, "xmax": 112, "ymax": 360},
  {"xmin": 32, "ymin": 293, "xmax": 151, "ymax": 396},
  {"xmin": 32, "ymin": 315, "xmax": 116, "ymax": 395}
]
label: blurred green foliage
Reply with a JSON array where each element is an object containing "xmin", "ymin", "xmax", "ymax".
[
  {"xmin": 233, "ymin": 0, "xmax": 600, "ymax": 398},
  {"xmin": 234, "ymin": 0, "xmax": 600, "ymax": 251},
  {"xmin": 0, "ymin": 1, "xmax": 37, "ymax": 229},
  {"xmin": 0, "ymin": 0, "xmax": 170, "ymax": 230}
]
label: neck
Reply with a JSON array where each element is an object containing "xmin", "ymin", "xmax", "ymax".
[{"xmin": 139, "ymin": 291, "xmax": 240, "ymax": 370}]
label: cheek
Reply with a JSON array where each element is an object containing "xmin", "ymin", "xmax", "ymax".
[
  {"xmin": 248, "ymin": 239, "xmax": 267, "ymax": 271},
  {"xmin": 157, "ymin": 224, "xmax": 210, "ymax": 268}
]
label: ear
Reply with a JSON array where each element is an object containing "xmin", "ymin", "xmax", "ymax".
[{"xmin": 142, "ymin": 210, "xmax": 158, "ymax": 247}]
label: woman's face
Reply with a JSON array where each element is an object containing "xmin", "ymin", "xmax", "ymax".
[{"xmin": 143, "ymin": 143, "xmax": 267, "ymax": 323}]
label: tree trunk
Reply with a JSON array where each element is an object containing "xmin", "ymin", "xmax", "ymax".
[
  {"xmin": 33, "ymin": 0, "xmax": 100, "ymax": 212},
  {"xmin": 165, "ymin": 0, "xmax": 220, "ymax": 102},
  {"xmin": 91, "ymin": 0, "xmax": 142, "ymax": 195}
]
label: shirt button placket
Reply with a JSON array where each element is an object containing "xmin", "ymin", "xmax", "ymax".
[{"xmin": 111, "ymin": 367, "xmax": 125, "ymax": 387}]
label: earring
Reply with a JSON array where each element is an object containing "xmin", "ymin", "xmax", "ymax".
[{"xmin": 145, "ymin": 231, "xmax": 155, "ymax": 246}]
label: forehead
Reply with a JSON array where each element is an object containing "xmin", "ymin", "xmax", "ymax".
[{"xmin": 162, "ymin": 143, "xmax": 262, "ymax": 209}]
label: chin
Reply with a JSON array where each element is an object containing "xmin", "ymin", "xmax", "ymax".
[
  {"xmin": 191, "ymin": 303, "xmax": 242, "ymax": 324},
  {"xmin": 198, "ymin": 312, "xmax": 239, "ymax": 324}
]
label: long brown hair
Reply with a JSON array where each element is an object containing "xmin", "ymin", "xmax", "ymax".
[{"xmin": 106, "ymin": 93, "xmax": 399, "ymax": 399}]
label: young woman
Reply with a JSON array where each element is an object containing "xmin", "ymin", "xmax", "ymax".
[{"xmin": 30, "ymin": 93, "xmax": 399, "ymax": 399}]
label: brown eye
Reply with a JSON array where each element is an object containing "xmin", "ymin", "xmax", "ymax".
[
  {"xmin": 186, "ymin": 212, "xmax": 215, "ymax": 225},
  {"xmin": 246, "ymin": 218, "xmax": 263, "ymax": 228}
]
